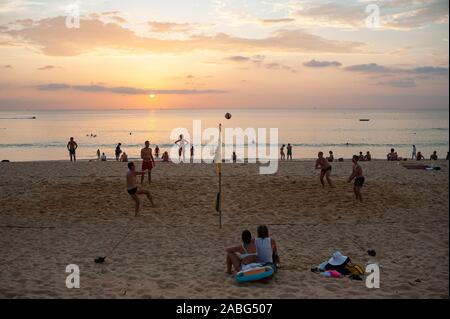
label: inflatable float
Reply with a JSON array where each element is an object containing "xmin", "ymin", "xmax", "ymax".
[{"xmin": 235, "ymin": 265, "xmax": 275, "ymax": 283}]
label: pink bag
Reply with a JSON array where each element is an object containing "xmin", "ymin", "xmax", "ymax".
[{"xmin": 321, "ymin": 270, "xmax": 342, "ymax": 278}]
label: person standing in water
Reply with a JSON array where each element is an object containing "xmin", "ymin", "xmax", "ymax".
[
  {"xmin": 315, "ymin": 151, "xmax": 334, "ymax": 188},
  {"xmin": 348, "ymin": 155, "xmax": 365, "ymax": 203},
  {"xmin": 412, "ymin": 145, "xmax": 417, "ymax": 160},
  {"xmin": 115, "ymin": 143, "xmax": 122, "ymax": 161},
  {"xmin": 96, "ymin": 149, "xmax": 101, "ymax": 160},
  {"xmin": 190, "ymin": 145, "xmax": 194, "ymax": 163},
  {"xmin": 286, "ymin": 143, "xmax": 293, "ymax": 160},
  {"xmin": 67, "ymin": 137, "xmax": 78, "ymax": 162},
  {"xmin": 155, "ymin": 146, "xmax": 160, "ymax": 159},
  {"xmin": 140, "ymin": 141, "xmax": 155, "ymax": 183},
  {"xmin": 174, "ymin": 134, "xmax": 189, "ymax": 163},
  {"xmin": 126, "ymin": 162, "xmax": 155, "ymax": 217},
  {"xmin": 280, "ymin": 145, "xmax": 286, "ymax": 160}
]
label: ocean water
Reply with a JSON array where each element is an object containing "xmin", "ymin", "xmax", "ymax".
[{"xmin": 0, "ymin": 108, "xmax": 448, "ymax": 162}]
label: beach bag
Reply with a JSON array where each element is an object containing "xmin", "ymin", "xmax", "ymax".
[
  {"xmin": 325, "ymin": 257, "xmax": 351, "ymax": 275},
  {"xmin": 345, "ymin": 262, "xmax": 365, "ymax": 276}
]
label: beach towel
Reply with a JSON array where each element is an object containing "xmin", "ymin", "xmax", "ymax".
[{"xmin": 402, "ymin": 164, "xmax": 441, "ymax": 170}]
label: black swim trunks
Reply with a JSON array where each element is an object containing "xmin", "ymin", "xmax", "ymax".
[
  {"xmin": 354, "ymin": 176, "xmax": 365, "ymax": 187},
  {"xmin": 127, "ymin": 187, "xmax": 138, "ymax": 195},
  {"xmin": 321, "ymin": 166, "xmax": 332, "ymax": 173},
  {"xmin": 69, "ymin": 149, "xmax": 76, "ymax": 155}
]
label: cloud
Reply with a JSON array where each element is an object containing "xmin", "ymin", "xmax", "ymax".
[
  {"xmin": 383, "ymin": 0, "xmax": 449, "ymax": 30},
  {"xmin": 378, "ymin": 78, "xmax": 417, "ymax": 88},
  {"xmin": 344, "ymin": 63, "xmax": 449, "ymax": 75},
  {"xmin": 344, "ymin": 62, "xmax": 448, "ymax": 88},
  {"xmin": 344, "ymin": 63, "xmax": 392, "ymax": 73},
  {"xmin": 292, "ymin": 0, "xmax": 449, "ymax": 30},
  {"xmin": 259, "ymin": 18, "xmax": 295, "ymax": 25},
  {"xmin": 303, "ymin": 59, "xmax": 342, "ymax": 68},
  {"xmin": 35, "ymin": 83, "xmax": 70, "ymax": 90},
  {"xmin": 0, "ymin": 0, "xmax": 44, "ymax": 13},
  {"xmin": 33, "ymin": 83, "xmax": 228, "ymax": 95},
  {"xmin": 148, "ymin": 21, "xmax": 209, "ymax": 33},
  {"xmin": 109, "ymin": 16, "xmax": 128, "ymax": 24},
  {"xmin": 101, "ymin": 11, "xmax": 120, "ymax": 16},
  {"xmin": 224, "ymin": 54, "xmax": 296, "ymax": 73},
  {"xmin": 224, "ymin": 55, "xmax": 251, "ymax": 62},
  {"xmin": 2, "ymin": 16, "xmax": 364, "ymax": 56},
  {"xmin": 36, "ymin": 65, "xmax": 58, "ymax": 71},
  {"xmin": 4, "ymin": 65, "xmax": 13, "ymax": 69},
  {"xmin": 294, "ymin": 3, "xmax": 365, "ymax": 29}
]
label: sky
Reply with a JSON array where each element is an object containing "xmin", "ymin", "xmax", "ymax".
[{"xmin": 0, "ymin": 0, "xmax": 448, "ymax": 109}]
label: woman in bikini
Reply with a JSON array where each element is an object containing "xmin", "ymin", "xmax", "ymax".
[
  {"xmin": 226, "ymin": 230, "xmax": 258, "ymax": 274},
  {"xmin": 280, "ymin": 144, "xmax": 286, "ymax": 160}
]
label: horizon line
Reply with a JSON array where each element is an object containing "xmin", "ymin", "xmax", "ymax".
[{"xmin": 1, "ymin": 106, "xmax": 449, "ymax": 112}]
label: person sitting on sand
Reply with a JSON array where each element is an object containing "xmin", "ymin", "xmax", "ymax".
[
  {"xmin": 226, "ymin": 230, "xmax": 258, "ymax": 274},
  {"xmin": 286, "ymin": 143, "xmax": 293, "ymax": 160},
  {"xmin": 120, "ymin": 152, "xmax": 128, "ymax": 162},
  {"xmin": 446, "ymin": 151, "xmax": 449, "ymax": 160},
  {"xmin": 100, "ymin": 152, "xmax": 107, "ymax": 161},
  {"xmin": 280, "ymin": 145, "xmax": 286, "ymax": 160},
  {"xmin": 326, "ymin": 151, "xmax": 334, "ymax": 162},
  {"xmin": 254, "ymin": 225, "xmax": 280, "ymax": 270},
  {"xmin": 364, "ymin": 151, "xmax": 372, "ymax": 161},
  {"xmin": 348, "ymin": 155, "xmax": 365, "ymax": 203},
  {"xmin": 430, "ymin": 151, "xmax": 438, "ymax": 160},
  {"xmin": 387, "ymin": 148, "xmax": 398, "ymax": 161},
  {"xmin": 315, "ymin": 152, "xmax": 334, "ymax": 188},
  {"xmin": 417, "ymin": 152, "xmax": 424, "ymax": 160},
  {"xmin": 358, "ymin": 152, "xmax": 365, "ymax": 161},
  {"xmin": 162, "ymin": 151, "xmax": 171, "ymax": 162},
  {"xmin": 126, "ymin": 162, "xmax": 155, "ymax": 217},
  {"xmin": 141, "ymin": 141, "xmax": 155, "ymax": 183}
]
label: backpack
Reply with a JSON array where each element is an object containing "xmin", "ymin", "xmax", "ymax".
[{"xmin": 345, "ymin": 262, "xmax": 365, "ymax": 277}]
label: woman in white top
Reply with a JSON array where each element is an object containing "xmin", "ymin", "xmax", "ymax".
[
  {"xmin": 174, "ymin": 134, "xmax": 189, "ymax": 163},
  {"xmin": 254, "ymin": 225, "xmax": 280, "ymax": 270},
  {"xmin": 226, "ymin": 230, "xmax": 258, "ymax": 274}
]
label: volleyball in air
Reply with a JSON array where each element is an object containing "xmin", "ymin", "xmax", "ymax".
[{"xmin": 225, "ymin": 112, "xmax": 232, "ymax": 119}]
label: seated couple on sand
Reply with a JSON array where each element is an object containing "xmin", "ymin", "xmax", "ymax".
[
  {"xmin": 387, "ymin": 148, "xmax": 403, "ymax": 161},
  {"xmin": 226, "ymin": 225, "xmax": 280, "ymax": 275}
]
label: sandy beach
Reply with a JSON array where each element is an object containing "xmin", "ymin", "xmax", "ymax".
[{"xmin": 0, "ymin": 159, "xmax": 448, "ymax": 299}]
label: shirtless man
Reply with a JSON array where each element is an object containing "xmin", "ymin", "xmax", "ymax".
[
  {"xmin": 348, "ymin": 155, "xmax": 365, "ymax": 202},
  {"xmin": 315, "ymin": 151, "xmax": 334, "ymax": 188},
  {"xmin": 286, "ymin": 143, "xmax": 293, "ymax": 160},
  {"xmin": 140, "ymin": 141, "xmax": 155, "ymax": 183},
  {"xmin": 126, "ymin": 162, "xmax": 155, "ymax": 216},
  {"xmin": 67, "ymin": 137, "xmax": 78, "ymax": 162}
]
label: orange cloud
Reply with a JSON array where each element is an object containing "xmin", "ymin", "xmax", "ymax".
[{"xmin": 2, "ymin": 16, "xmax": 365, "ymax": 56}]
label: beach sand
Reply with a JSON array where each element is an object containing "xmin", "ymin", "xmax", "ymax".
[{"xmin": 0, "ymin": 159, "xmax": 448, "ymax": 299}]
